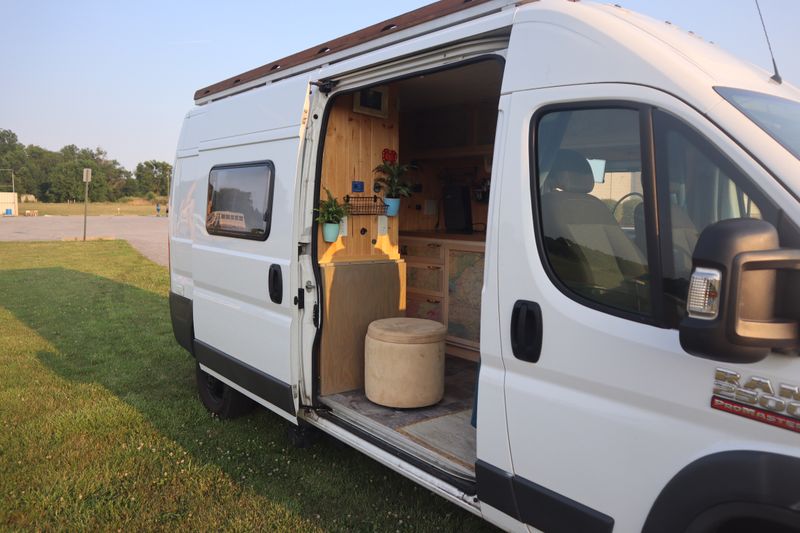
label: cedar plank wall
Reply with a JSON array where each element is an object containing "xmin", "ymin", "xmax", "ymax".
[
  {"xmin": 397, "ymin": 156, "xmax": 490, "ymax": 232},
  {"xmin": 318, "ymin": 90, "xmax": 401, "ymax": 264},
  {"xmin": 319, "ymin": 261, "xmax": 406, "ymax": 395},
  {"xmin": 398, "ymin": 101, "xmax": 495, "ymax": 232}
]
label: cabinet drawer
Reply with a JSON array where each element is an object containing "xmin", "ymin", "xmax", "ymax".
[
  {"xmin": 406, "ymin": 293, "xmax": 444, "ymax": 323},
  {"xmin": 407, "ymin": 262, "xmax": 444, "ymax": 295},
  {"xmin": 401, "ymin": 240, "xmax": 444, "ymax": 264}
]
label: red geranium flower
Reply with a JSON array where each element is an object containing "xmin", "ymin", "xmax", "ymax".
[{"xmin": 382, "ymin": 148, "xmax": 398, "ymax": 164}]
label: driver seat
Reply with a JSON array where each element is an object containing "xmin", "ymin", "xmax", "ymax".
[{"xmin": 540, "ymin": 150, "xmax": 648, "ymax": 308}]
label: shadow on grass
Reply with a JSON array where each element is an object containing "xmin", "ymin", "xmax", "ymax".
[{"xmin": 0, "ymin": 267, "xmax": 494, "ymax": 532}]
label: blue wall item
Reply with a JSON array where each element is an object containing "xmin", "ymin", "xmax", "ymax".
[
  {"xmin": 4, "ymin": 209, "xmax": 11, "ymax": 216},
  {"xmin": 384, "ymin": 198, "xmax": 400, "ymax": 216},
  {"xmin": 322, "ymin": 223, "xmax": 340, "ymax": 243},
  {"xmin": 351, "ymin": 180, "xmax": 365, "ymax": 193}
]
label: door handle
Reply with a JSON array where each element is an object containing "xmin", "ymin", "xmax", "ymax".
[
  {"xmin": 268, "ymin": 264, "xmax": 283, "ymax": 304},
  {"xmin": 510, "ymin": 300, "xmax": 542, "ymax": 363}
]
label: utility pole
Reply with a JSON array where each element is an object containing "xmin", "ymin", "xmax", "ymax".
[{"xmin": 82, "ymin": 168, "xmax": 92, "ymax": 241}]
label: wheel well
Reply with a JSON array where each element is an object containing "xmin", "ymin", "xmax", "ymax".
[
  {"xmin": 643, "ymin": 451, "xmax": 800, "ymax": 533},
  {"xmin": 714, "ymin": 516, "xmax": 798, "ymax": 533},
  {"xmin": 686, "ymin": 502, "xmax": 800, "ymax": 533}
]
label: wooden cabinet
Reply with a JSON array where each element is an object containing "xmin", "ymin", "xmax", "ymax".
[
  {"xmin": 401, "ymin": 235, "xmax": 484, "ymax": 355},
  {"xmin": 407, "ymin": 262, "xmax": 445, "ymax": 295},
  {"xmin": 406, "ymin": 293, "xmax": 444, "ymax": 323}
]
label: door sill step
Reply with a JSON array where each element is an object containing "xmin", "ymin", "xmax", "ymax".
[{"xmin": 319, "ymin": 395, "xmax": 476, "ymax": 480}]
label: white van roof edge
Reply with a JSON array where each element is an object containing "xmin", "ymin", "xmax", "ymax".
[{"xmin": 193, "ymin": 0, "xmax": 518, "ymax": 105}]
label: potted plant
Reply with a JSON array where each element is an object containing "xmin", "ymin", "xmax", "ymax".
[
  {"xmin": 373, "ymin": 148, "xmax": 414, "ymax": 217},
  {"xmin": 316, "ymin": 188, "xmax": 350, "ymax": 243}
]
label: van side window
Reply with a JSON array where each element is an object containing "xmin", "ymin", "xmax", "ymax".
[
  {"xmin": 652, "ymin": 110, "xmax": 772, "ymax": 323},
  {"xmin": 535, "ymin": 108, "xmax": 652, "ymax": 317},
  {"xmin": 206, "ymin": 161, "xmax": 275, "ymax": 240}
]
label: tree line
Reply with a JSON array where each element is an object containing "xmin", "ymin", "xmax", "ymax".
[{"xmin": 0, "ymin": 128, "xmax": 172, "ymax": 202}]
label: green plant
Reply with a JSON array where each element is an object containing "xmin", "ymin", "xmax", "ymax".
[
  {"xmin": 315, "ymin": 188, "xmax": 350, "ymax": 224},
  {"xmin": 373, "ymin": 149, "xmax": 415, "ymax": 199}
]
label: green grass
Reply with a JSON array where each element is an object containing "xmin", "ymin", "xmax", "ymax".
[
  {"xmin": 0, "ymin": 241, "xmax": 493, "ymax": 531},
  {"xmin": 19, "ymin": 202, "xmax": 162, "ymax": 216}
]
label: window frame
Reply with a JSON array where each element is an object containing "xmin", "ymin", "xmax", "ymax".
[
  {"xmin": 206, "ymin": 160, "xmax": 276, "ymax": 241},
  {"xmin": 529, "ymin": 101, "xmax": 666, "ymax": 327}
]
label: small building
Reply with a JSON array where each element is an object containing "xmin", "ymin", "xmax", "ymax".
[
  {"xmin": 0, "ymin": 192, "xmax": 18, "ymax": 217},
  {"xmin": 19, "ymin": 194, "xmax": 37, "ymax": 203}
]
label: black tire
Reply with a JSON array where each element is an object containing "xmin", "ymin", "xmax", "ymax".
[{"xmin": 196, "ymin": 363, "xmax": 255, "ymax": 419}]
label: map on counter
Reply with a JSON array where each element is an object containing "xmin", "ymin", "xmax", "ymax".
[{"xmin": 447, "ymin": 250, "xmax": 484, "ymax": 344}]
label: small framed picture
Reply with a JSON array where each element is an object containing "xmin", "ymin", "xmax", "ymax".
[{"xmin": 353, "ymin": 86, "xmax": 388, "ymax": 118}]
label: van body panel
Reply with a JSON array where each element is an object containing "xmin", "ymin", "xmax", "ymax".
[
  {"xmin": 504, "ymin": 1, "xmax": 800, "ymax": 198},
  {"xmin": 497, "ymin": 81, "xmax": 800, "ymax": 531},
  {"xmin": 171, "ymin": 76, "xmax": 310, "ymax": 420},
  {"xmin": 475, "ymin": 96, "xmax": 516, "ymax": 477}
]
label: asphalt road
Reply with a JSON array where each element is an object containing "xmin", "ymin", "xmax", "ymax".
[{"xmin": 0, "ymin": 216, "xmax": 169, "ymax": 266}]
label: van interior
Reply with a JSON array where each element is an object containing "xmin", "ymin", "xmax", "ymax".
[{"xmin": 314, "ymin": 59, "xmax": 503, "ymax": 478}]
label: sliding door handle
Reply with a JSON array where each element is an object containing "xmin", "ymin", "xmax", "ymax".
[
  {"xmin": 510, "ymin": 300, "xmax": 542, "ymax": 363},
  {"xmin": 268, "ymin": 264, "xmax": 283, "ymax": 304}
]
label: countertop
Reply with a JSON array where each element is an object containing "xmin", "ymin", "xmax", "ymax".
[{"xmin": 399, "ymin": 230, "xmax": 486, "ymax": 243}]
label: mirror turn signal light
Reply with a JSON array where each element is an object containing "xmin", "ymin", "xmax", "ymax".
[{"xmin": 687, "ymin": 267, "xmax": 722, "ymax": 320}]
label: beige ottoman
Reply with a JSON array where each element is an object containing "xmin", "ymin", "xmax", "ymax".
[{"xmin": 365, "ymin": 318, "xmax": 447, "ymax": 408}]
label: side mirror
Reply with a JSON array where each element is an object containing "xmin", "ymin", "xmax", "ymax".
[{"xmin": 679, "ymin": 218, "xmax": 800, "ymax": 363}]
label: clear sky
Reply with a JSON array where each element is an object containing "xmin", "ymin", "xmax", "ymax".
[{"xmin": 1, "ymin": 0, "xmax": 797, "ymax": 172}]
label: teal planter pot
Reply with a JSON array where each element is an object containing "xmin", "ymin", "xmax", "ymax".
[
  {"xmin": 385, "ymin": 198, "xmax": 401, "ymax": 217},
  {"xmin": 322, "ymin": 223, "xmax": 340, "ymax": 243}
]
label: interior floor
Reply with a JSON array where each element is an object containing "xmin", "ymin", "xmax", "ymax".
[{"xmin": 320, "ymin": 356, "xmax": 477, "ymax": 476}]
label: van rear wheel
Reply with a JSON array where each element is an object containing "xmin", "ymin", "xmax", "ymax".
[{"xmin": 195, "ymin": 363, "xmax": 255, "ymax": 418}]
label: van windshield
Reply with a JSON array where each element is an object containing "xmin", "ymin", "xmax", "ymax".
[{"xmin": 716, "ymin": 87, "xmax": 800, "ymax": 161}]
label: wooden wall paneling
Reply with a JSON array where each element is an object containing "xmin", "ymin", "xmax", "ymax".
[
  {"xmin": 318, "ymin": 90, "xmax": 401, "ymax": 264},
  {"xmin": 319, "ymin": 260, "xmax": 407, "ymax": 395},
  {"xmin": 399, "ymin": 156, "xmax": 490, "ymax": 232}
]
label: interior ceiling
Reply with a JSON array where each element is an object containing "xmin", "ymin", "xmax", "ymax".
[{"xmin": 394, "ymin": 60, "xmax": 503, "ymax": 111}]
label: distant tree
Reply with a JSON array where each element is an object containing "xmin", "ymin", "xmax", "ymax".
[
  {"xmin": 134, "ymin": 160, "xmax": 172, "ymax": 196},
  {"xmin": 0, "ymin": 128, "xmax": 164, "ymax": 202}
]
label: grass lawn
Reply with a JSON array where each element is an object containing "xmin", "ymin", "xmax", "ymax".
[
  {"xmin": 19, "ymin": 202, "xmax": 161, "ymax": 216},
  {"xmin": 0, "ymin": 241, "xmax": 493, "ymax": 531}
]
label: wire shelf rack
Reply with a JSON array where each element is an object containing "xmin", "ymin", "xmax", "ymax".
[{"xmin": 344, "ymin": 195, "xmax": 387, "ymax": 216}]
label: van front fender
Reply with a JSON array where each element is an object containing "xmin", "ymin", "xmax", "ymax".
[{"xmin": 643, "ymin": 450, "xmax": 800, "ymax": 532}]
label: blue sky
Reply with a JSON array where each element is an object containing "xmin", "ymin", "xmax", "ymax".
[{"xmin": 1, "ymin": 0, "xmax": 797, "ymax": 171}]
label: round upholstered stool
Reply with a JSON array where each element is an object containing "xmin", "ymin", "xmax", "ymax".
[{"xmin": 365, "ymin": 317, "xmax": 447, "ymax": 408}]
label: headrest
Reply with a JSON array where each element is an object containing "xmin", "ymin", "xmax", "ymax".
[{"xmin": 548, "ymin": 150, "xmax": 595, "ymax": 194}]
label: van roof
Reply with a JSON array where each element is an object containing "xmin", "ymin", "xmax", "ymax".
[{"xmin": 193, "ymin": 0, "xmax": 514, "ymax": 103}]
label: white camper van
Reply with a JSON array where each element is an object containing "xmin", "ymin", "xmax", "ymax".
[{"xmin": 169, "ymin": 1, "xmax": 800, "ymax": 531}]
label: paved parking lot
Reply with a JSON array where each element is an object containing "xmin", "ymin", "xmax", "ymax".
[{"xmin": 0, "ymin": 216, "xmax": 169, "ymax": 266}]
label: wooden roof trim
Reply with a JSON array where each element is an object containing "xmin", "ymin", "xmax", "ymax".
[{"xmin": 193, "ymin": 0, "xmax": 501, "ymax": 102}]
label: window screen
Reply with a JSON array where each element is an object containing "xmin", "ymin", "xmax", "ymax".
[{"xmin": 206, "ymin": 161, "xmax": 274, "ymax": 240}]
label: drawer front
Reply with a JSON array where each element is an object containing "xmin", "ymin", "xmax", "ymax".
[
  {"xmin": 401, "ymin": 240, "xmax": 444, "ymax": 264},
  {"xmin": 406, "ymin": 293, "xmax": 444, "ymax": 323},
  {"xmin": 407, "ymin": 262, "xmax": 444, "ymax": 295}
]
